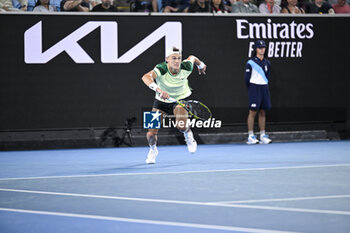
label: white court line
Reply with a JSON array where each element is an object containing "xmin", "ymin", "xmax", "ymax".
[
  {"xmin": 211, "ymin": 194, "xmax": 350, "ymax": 204},
  {"xmin": 1, "ymin": 188, "xmax": 350, "ymax": 216},
  {"xmin": 0, "ymin": 207, "xmax": 301, "ymax": 233},
  {"xmin": 1, "ymin": 163, "xmax": 350, "ymax": 181},
  {"xmin": 0, "ymin": 188, "xmax": 207, "ymax": 206},
  {"xmin": 211, "ymin": 203, "xmax": 350, "ymax": 216}
]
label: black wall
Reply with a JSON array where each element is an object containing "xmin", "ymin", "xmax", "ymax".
[{"xmin": 1, "ymin": 14, "xmax": 349, "ymax": 131}]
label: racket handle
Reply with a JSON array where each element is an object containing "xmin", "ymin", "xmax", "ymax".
[{"xmin": 167, "ymin": 97, "xmax": 177, "ymax": 103}]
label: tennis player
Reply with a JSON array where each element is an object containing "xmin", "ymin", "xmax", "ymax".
[
  {"xmin": 245, "ymin": 40, "xmax": 272, "ymax": 144},
  {"xmin": 142, "ymin": 47, "xmax": 207, "ymax": 164}
]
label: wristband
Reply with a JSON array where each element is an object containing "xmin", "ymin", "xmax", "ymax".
[
  {"xmin": 197, "ymin": 62, "xmax": 205, "ymax": 69},
  {"xmin": 149, "ymin": 82, "xmax": 159, "ymax": 92}
]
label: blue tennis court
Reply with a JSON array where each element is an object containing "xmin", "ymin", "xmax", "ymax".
[{"xmin": 1, "ymin": 140, "xmax": 350, "ymax": 233}]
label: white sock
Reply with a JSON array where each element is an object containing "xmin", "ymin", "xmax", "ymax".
[
  {"xmin": 184, "ymin": 128, "xmax": 191, "ymax": 136},
  {"xmin": 248, "ymin": 131, "xmax": 254, "ymax": 136},
  {"xmin": 260, "ymin": 130, "xmax": 266, "ymax": 137},
  {"xmin": 150, "ymin": 144, "xmax": 157, "ymax": 151}
]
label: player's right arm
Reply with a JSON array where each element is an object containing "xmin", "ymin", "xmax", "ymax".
[
  {"xmin": 186, "ymin": 55, "xmax": 207, "ymax": 75},
  {"xmin": 142, "ymin": 70, "xmax": 169, "ymax": 100}
]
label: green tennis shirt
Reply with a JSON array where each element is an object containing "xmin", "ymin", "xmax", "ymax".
[{"xmin": 153, "ymin": 60, "xmax": 194, "ymax": 103}]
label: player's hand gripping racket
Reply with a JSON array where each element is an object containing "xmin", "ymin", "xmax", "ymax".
[{"xmin": 168, "ymin": 97, "xmax": 212, "ymax": 121}]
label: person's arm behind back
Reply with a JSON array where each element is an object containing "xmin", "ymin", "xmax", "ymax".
[{"xmin": 245, "ymin": 62, "xmax": 252, "ymax": 88}]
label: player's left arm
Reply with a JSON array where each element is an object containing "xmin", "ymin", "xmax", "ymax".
[{"xmin": 186, "ymin": 55, "xmax": 207, "ymax": 75}]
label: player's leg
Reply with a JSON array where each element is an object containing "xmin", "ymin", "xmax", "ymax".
[
  {"xmin": 145, "ymin": 108, "xmax": 165, "ymax": 164},
  {"xmin": 146, "ymin": 107, "xmax": 163, "ymax": 146},
  {"xmin": 174, "ymin": 105, "xmax": 188, "ymax": 132},
  {"xmin": 174, "ymin": 104, "xmax": 197, "ymax": 153},
  {"xmin": 147, "ymin": 128, "xmax": 158, "ymax": 149},
  {"xmin": 146, "ymin": 129, "xmax": 158, "ymax": 164}
]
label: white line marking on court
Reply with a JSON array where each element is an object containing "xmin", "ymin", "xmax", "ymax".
[
  {"xmin": 1, "ymin": 163, "xmax": 350, "ymax": 181},
  {"xmin": 1, "ymin": 188, "xmax": 350, "ymax": 216},
  {"xmin": 0, "ymin": 188, "xmax": 208, "ymax": 206},
  {"xmin": 211, "ymin": 194, "xmax": 350, "ymax": 204},
  {"xmin": 211, "ymin": 203, "xmax": 350, "ymax": 216},
  {"xmin": 0, "ymin": 207, "xmax": 301, "ymax": 233}
]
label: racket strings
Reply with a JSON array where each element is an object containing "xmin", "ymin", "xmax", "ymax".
[{"xmin": 187, "ymin": 101, "xmax": 212, "ymax": 120}]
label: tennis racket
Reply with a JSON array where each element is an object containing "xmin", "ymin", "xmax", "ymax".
[{"xmin": 168, "ymin": 97, "xmax": 212, "ymax": 121}]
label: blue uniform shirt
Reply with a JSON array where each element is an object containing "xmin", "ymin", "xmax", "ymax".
[{"xmin": 245, "ymin": 56, "xmax": 271, "ymax": 87}]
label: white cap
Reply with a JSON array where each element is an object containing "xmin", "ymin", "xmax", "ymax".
[{"xmin": 166, "ymin": 47, "xmax": 181, "ymax": 57}]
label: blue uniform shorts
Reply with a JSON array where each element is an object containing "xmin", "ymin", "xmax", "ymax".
[{"xmin": 248, "ymin": 84, "xmax": 271, "ymax": 110}]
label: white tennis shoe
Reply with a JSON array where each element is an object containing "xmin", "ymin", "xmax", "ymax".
[
  {"xmin": 184, "ymin": 129, "xmax": 197, "ymax": 153},
  {"xmin": 146, "ymin": 147, "xmax": 158, "ymax": 164},
  {"xmin": 260, "ymin": 134, "xmax": 272, "ymax": 144},
  {"xmin": 246, "ymin": 135, "xmax": 259, "ymax": 144}
]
